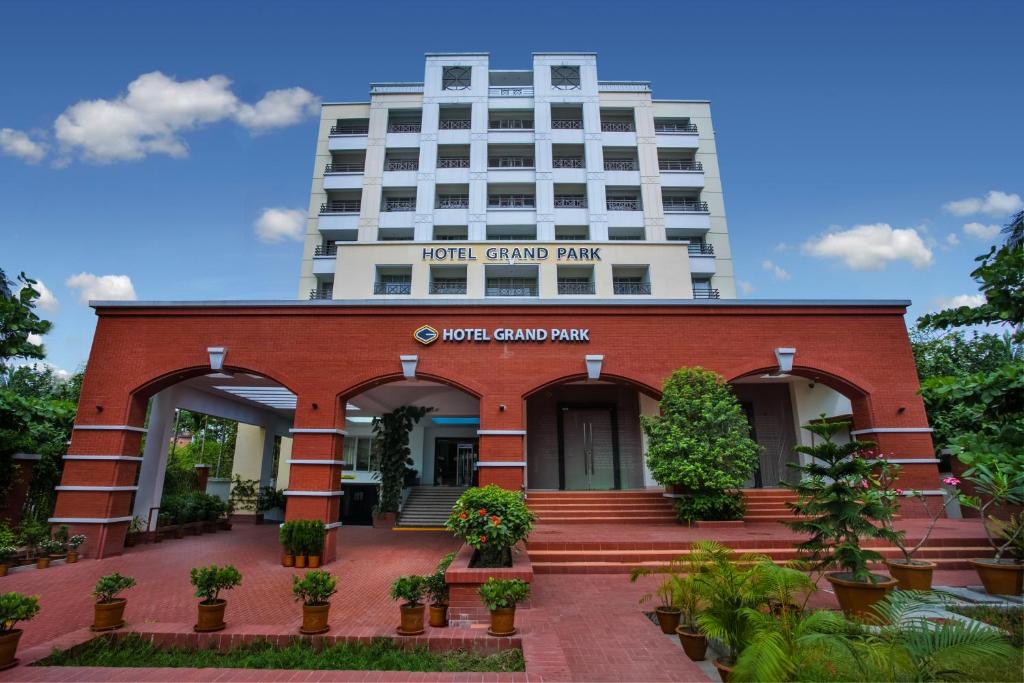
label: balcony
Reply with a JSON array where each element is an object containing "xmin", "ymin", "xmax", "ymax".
[
  {"xmin": 312, "ymin": 250, "xmax": 336, "ymax": 276},
  {"xmin": 655, "ymin": 122, "xmax": 698, "ymax": 134},
  {"xmin": 688, "ymin": 243, "xmax": 714, "ymax": 255},
  {"xmin": 601, "ymin": 121, "xmax": 635, "ymax": 132},
  {"xmin": 429, "ymin": 281, "xmax": 468, "ymax": 295},
  {"xmin": 656, "ymin": 122, "xmax": 699, "ymax": 149},
  {"xmin": 330, "ymin": 124, "xmax": 369, "ymax": 135},
  {"xmin": 486, "ymin": 279, "xmax": 537, "ymax": 297},
  {"xmin": 488, "ymin": 194, "xmax": 535, "ymax": 209},
  {"xmin": 689, "ymin": 245, "xmax": 716, "ymax": 277},
  {"xmin": 557, "ymin": 281, "xmax": 595, "ymax": 295},
  {"xmin": 384, "ymin": 159, "xmax": 419, "ymax": 171},
  {"xmin": 323, "ymin": 161, "xmax": 364, "ymax": 190},
  {"xmin": 387, "ymin": 123, "xmax": 421, "ymax": 133},
  {"xmin": 309, "ymin": 286, "xmax": 333, "ymax": 300},
  {"xmin": 438, "ymin": 157, "xmax": 470, "ymax": 169},
  {"xmin": 613, "ymin": 281, "xmax": 652, "ymax": 295},
  {"xmin": 488, "ymin": 156, "xmax": 534, "ymax": 169},
  {"xmin": 693, "ymin": 288, "xmax": 720, "ymax": 300},
  {"xmin": 489, "ymin": 86, "xmax": 533, "ymax": 98},
  {"xmin": 321, "ymin": 200, "xmax": 361, "ymax": 214},
  {"xmin": 659, "ymin": 159, "xmax": 705, "ymax": 188},
  {"xmin": 604, "ymin": 159, "xmax": 637, "ymax": 171},
  {"xmin": 606, "ymin": 198, "xmax": 641, "ymax": 211},
  {"xmin": 553, "ymin": 195, "xmax": 586, "ymax": 208},
  {"xmin": 313, "ymin": 244, "xmax": 338, "ymax": 257},
  {"xmin": 438, "ymin": 119, "xmax": 471, "ymax": 130},
  {"xmin": 382, "ymin": 198, "xmax": 416, "ymax": 212},
  {"xmin": 552, "ymin": 157, "xmax": 584, "ymax": 169},
  {"xmin": 436, "ymin": 195, "xmax": 469, "ymax": 209},
  {"xmin": 489, "ymin": 119, "xmax": 533, "ymax": 130},
  {"xmin": 374, "ymin": 282, "xmax": 412, "ymax": 295},
  {"xmin": 551, "ymin": 119, "xmax": 583, "ymax": 130},
  {"xmin": 663, "ymin": 199, "xmax": 709, "ymax": 213},
  {"xmin": 660, "ymin": 160, "xmax": 703, "ymax": 171},
  {"xmin": 325, "ymin": 162, "xmax": 363, "ymax": 174}
]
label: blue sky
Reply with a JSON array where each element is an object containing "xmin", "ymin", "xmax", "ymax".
[{"xmin": 1, "ymin": 0, "xmax": 1021, "ymax": 376}]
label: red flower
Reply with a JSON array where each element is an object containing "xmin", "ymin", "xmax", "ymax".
[
  {"xmin": 459, "ymin": 512, "xmax": 467, "ymax": 520},
  {"xmin": 479, "ymin": 535, "xmax": 486, "ymax": 543},
  {"xmin": 491, "ymin": 515, "xmax": 500, "ymax": 525},
  {"xmin": 478, "ymin": 508, "xmax": 487, "ymax": 516}
]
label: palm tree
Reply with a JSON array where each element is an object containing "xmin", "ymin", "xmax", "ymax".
[{"xmin": 1003, "ymin": 209, "xmax": 1023, "ymax": 249}]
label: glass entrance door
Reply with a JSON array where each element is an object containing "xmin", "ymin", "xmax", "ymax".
[
  {"xmin": 434, "ymin": 438, "xmax": 478, "ymax": 486},
  {"xmin": 561, "ymin": 407, "xmax": 616, "ymax": 490}
]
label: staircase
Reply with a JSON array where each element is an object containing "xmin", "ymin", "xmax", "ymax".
[
  {"xmin": 396, "ymin": 486, "xmax": 466, "ymax": 528},
  {"xmin": 527, "ymin": 490, "xmax": 677, "ymax": 525},
  {"xmin": 741, "ymin": 488, "xmax": 799, "ymax": 522}
]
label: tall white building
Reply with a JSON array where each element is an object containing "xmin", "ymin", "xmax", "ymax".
[{"xmin": 298, "ymin": 52, "xmax": 735, "ymax": 302}]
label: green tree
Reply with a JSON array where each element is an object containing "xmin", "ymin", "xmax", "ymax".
[{"xmin": 372, "ymin": 405, "xmax": 432, "ymax": 514}]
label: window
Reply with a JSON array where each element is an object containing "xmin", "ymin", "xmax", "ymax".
[
  {"xmin": 344, "ymin": 437, "xmax": 378, "ymax": 472},
  {"xmin": 551, "ymin": 65, "xmax": 581, "ymax": 90},
  {"xmin": 442, "ymin": 66, "xmax": 472, "ymax": 90}
]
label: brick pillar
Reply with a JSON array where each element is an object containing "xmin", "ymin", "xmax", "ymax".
[
  {"xmin": 476, "ymin": 395, "xmax": 526, "ymax": 491},
  {"xmin": 1, "ymin": 454, "xmax": 40, "ymax": 525},
  {"xmin": 284, "ymin": 402, "xmax": 345, "ymax": 563}
]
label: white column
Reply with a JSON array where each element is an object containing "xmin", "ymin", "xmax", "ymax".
[
  {"xmin": 133, "ymin": 387, "xmax": 179, "ymax": 528},
  {"xmin": 259, "ymin": 429, "xmax": 278, "ymax": 488}
]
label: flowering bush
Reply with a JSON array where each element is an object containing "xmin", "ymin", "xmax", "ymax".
[
  {"xmin": 445, "ymin": 485, "xmax": 536, "ymax": 567},
  {"xmin": 67, "ymin": 534, "xmax": 86, "ymax": 550}
]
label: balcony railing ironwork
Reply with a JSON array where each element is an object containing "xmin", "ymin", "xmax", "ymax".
[
  {"xmin": 663, "ymin": 200, "xmax": 710, "ymax": 212},
  {"xmin": 488, "ymin": 195, "xmax": 535, "ymax": 209},
  {"xmin": 437, "ymin": 157, "xmax": 471, "ymax": 169},
  {"xmin": 321, "ymin": 200, "xmax": 361, "ymax": 214},
  {"xmin": 313, "ymin": 244, "xmax": 338, "ymax": 257},
  {"xmin": 604, "ymin": 159, "xmax": 638, "ymax": 171},
  {"xmin": 309, "ymin": 287, "xmax": 333, "ymax": 300},
  {"xmin": 489, "ymin": 86, "xmax": 534, "ymax": 97},
  {"xmin": 429, "ymin": 281, "xmax": 468, "ymax": 295},
  {"xmin": 693, "ymin": 288, "xmax": 721, "ymax": 299},
  {"xmin": 382, "ymin": 198, "xmax": 416, "ymax": 212},
  {"xmin": 688, "ymin": 243, "xmax": 715, "ymax": 255},
  {"xmin": 554, "ymin": 196, "xmax": 587, "ymax": 208},
  {"xmin": 606, "ymin": 198, "xmax": 641, "ymax": 211},
  {"xmin": 387, "ymin": 122, "xmax": 421, "ymax": 133},
  {"xmin": 489, "ymin": 119, "xmax": 534, "ymax": 130},
  {"xmin": 384, "ymin": 159, "xmax": 419, "ymax": 171},
  {"xmin": 486, "ymin": 279, "xmax": 538, "ymax": 297},
  {"xmin": 374, "ymin": 282, "xmax": 412, "ymax": 295},
  {"xmin": 324, "ymin": 162, "xmax": 364, "ymax": 173},
  {"xmin": 438, "ymin": 119, "xmax": 471, "ymax": 130},
  {"xmin": 552, "ymin": 157, "xmax": 584, "ymax": 169},
  {"xmin": 660, "ymin": 160, "xmax": 703, "ymax": 172},
  {"xmin": 434, "ymin": 233, "xmax": 468, "ymax": 241},
  {"xmin": 436, "ymin": 195, "xmax": 469, "ymax": 209},
  {"xmin": 330, "ymin": 124, "xmax": 368, "ymax": 135},
  {"xmin": 601, "ymin": 121, "xmax": 636, "ymax": 132},
  {"xmin": 488, "ymin": 157, "xmax": 534, "ymax": 168},
  {"xmin": 551, "ymin": 119, "xmax": 583, "ymax": 130},
  {"xmin": 557, "ymin": 281, "xmax": 595, "ymax": 295},
  {"xmin": 613, "ymin": 281, "xmax": 652, "ymax": 295},
  {"xmin": 655, "ymin": 122, "xmax": 698, "ymax": 133}
]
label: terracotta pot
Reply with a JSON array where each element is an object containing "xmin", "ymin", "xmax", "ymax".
[
  {"xmin": 397, "ymin": 603, "xmax": 425, "ymax": 635},
  {"xmin": 713, "ymin": 657, "xmax": 735, "ymax": 682},
  {"xmin": 885, "ymin": 560, "xmax": 936, "ymax": 591},
  {"xmin": 0, "ymin": 564, "xmax": 8, "ymax": 577},
  {"xmin": 92, "ymin": 598, "xmax": 127, "ymax": 631},
  {"xmin": 429, "ymin": 603, "xmax": 448, "ymax": 628},
  {"xmin": 48, "ymin": 553, "xmax": 65, "ymax": 560},
  {"xmin": 654, "ymin": 606, "xmax": 682, "ymax": 634},
  {"xmin": 294, "ymin": 555, "xmax": 307, "ymax": 569},
  {"xmin": 194, "ymin": 599, "xmax": 227, "ymax": 632},
  {"xmin": 66, "ymin": 551, "xmax": 79, "ymax": 564},
  {"xmin": 308, "ymin": 555, "xmax": 321, "ymax": 569},
  {"xmin": 675, "ymin": 626, "xmax": 707, "ymax": 661},
  {"xmin": 299, "ymin": 603, "xmax": 330, "ymax": 635},
  {"xmin": 35, "ymin": 557, "xmax": 50, "ymax": 570},
  {"xmin": 488, "ymin": 606, "xmax": 517, "ymax": 636},
  {"xmin": 282, "ymin": 554, "xmax": 294, "ymax": 567},
  {"xmin": 0, "ymin": 629, "xmax": 22, "ymax": 671},
  {"xmin": 970, "ymin": 559, "xmax": 1024, "ymax": 596},
  {"xmin": 826, "ymin": 572, "xmax": 897, "ymax": 618}
]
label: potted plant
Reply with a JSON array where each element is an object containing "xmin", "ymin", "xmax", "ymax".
[
  {"xmin": 66, "ymin": 534, "xmax": 86, "ymax": 563},
  {"xmin": 674, "ymin": 576, "xmax": 707, "ymax": 662},
  {"xmin": 390, "ymin": 574, "xmax": 426, "ymax": 635},
  {"xmin": 124, "ymin": 516, "xmax": 147, "ymax": 546},
  {"xmin": 91, "ymin": 572, "xmax": 135, "ymax": 631},
  {"xmin": 292, "ymin": 569, "xmax": 337, "ymax": 635},
  {"xmin": 0, "ymin": 547, "xmax": 15, "ymax": 577},
  {"xmin": 36, "ymin": 539, "xmax": 62, "ymax": 569},
  {"xmin": 783, "ymin": 418, "xmax": 901, "ymax": 616},
  {"xmin": 190, "ymin": 564, "xmax": 242, "ymax": 632},
  {"xmin": 0, "ymin": 592, "xmax": 40, "ymax": 671},
  {"xmin": 629, "ymin": 570, "xmax": 682, "ymax": 634},
  {"xmin": 304, "ymin": 520, "xmax": 326, "ymax": 568},
  {"xmin": 445, "ymin": 485, "xmax": 536, "ymax": 568},
  {"xmin": 961, "ymin": 461, "xmax": 1024, "ymax": 595},
  {"xmin": 478, "ymin": 577, "xmax": 530, "ymax": 637},
  {"xmin": 424, "ymin": 552, "xmax": 456, "ymax": 628},
  {"xmin": 878, "ymin": 462, "xmax": 970, "ymax": 590},
  {"xmin": 279, "ymin": 521, "xmax": 295, "ymax": 567}
]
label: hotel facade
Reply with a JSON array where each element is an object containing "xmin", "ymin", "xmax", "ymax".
[{"xmin": 49, "ymin": 54, "xmax": 941, "ymax": 559}]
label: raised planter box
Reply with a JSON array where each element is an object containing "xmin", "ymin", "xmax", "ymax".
[{"xmin": 444, "ymin": 543, "xmax": 533, "ymax": 623}]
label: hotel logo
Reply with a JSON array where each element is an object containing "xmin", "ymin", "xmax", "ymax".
[{"xmin": 413, "ymin": 325, "xmax": 439, "ymax": 345}]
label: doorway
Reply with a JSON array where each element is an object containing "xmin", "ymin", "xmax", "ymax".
[
  {"xmin": 433, "ymin": 437, "xmax": 478, "ymax": 486},
  {"xmin": 557, "ymin": 404, "xmax": 620, "ymax": 490}
]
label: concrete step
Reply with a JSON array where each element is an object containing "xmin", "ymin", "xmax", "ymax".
[
  {"xmin": 528, "ymin": 545, "xmax": 993, "ymax": 565},
  {"xmin": 396, "ymin": 486, "xmax": 467, "ymax": 528},
  {"xmin": 531, "ymin": 556, "xmax": 991, "ymax": 574}
]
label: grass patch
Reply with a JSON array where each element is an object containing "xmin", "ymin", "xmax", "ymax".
[
  {"xmin": 37, "ymin": 634, "xmax": 525, "ymax": 672},
  {"xmin": 949, "ymin": 605, "xmax": 1024, "ymax": 647}
]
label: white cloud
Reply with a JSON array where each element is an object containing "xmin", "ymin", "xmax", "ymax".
[
  {"xmin": 802, "ymin": 223, "xmax": 933, "ymax": 271},
  {"xmin": 774, "ymin": 242, "xmax": 791, "ymax": 253},
  {"xmin": 962, "ymin": 222, "xmax": 1001, "ymax": 240},
  {"xmin": 0, "ymin": 128, "xmax": 46, "ymax": 163},
  {"xmin": 27, "ymin": 333, "xmax": 44, "ymax": 346},
  {"xmin": 254, "ymin": 207, "xmax": 305, "ymax": 243},
  {"xmin": 19, "ymin": 278, "xmax": 59, "ymax": 311},
  {"xmin": 53, "ymin": 72, "xmax": 318, "ymax": 163},
  {"xmin": 944, "ymin": 190, "xmax": 1023, "ymax": 217},
  {"xmin": 737, "ymin": 280, "xmax": 756, "ymax": 295},
  {"xmin": 65, "ymin": 273, "xmax": 137, "ymax": 304},
  {"xmin": 761, "ymin": 259, "xmax": 791, "ymax": 281},
  {"xmin": 945, "ymin": 232, "xmax": 960, "ymax": 247},
  {"xmin": 933, "ymin": 294, "xmax": 985, "ymax": 311}
]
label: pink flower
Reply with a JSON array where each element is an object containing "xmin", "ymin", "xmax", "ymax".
[
  {"xmin": 861, "ymin": 480, "xmax": 870, "ymax": 489},
  {"xmin": 943, "ymin": 476, "xmax": 960, "ymax": 487},
  {"xmin": 895, "ymin": 488, "xmax": 904, "ymax": 495}
]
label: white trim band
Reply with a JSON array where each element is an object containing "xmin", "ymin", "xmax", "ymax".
[
  {"xmin": 867, "ymin": 458, "xmax": 941, "ymax": 464},
  {"xmin": 897, "ymin": 489, "xmax": 946, "ymax": 496},
  {"xmin": 283, "ymin": 490, "xmax": 345, "ymax": 497},
  {"xmin": 286, "ymin": 459, "xmax": 347, "ymax": 466},
  {"xmin": 74, "ymin": 424, "xmax": 148, "ymax": 433},
  {"xmin": 48, "ymin": 516, "xmax": 133, "ymax": 524},
  {"xmin": 476, "ymin": 461, "xmax": 527, "ymax": 467},
  {"xmin": 64, "ymin": 455, "xmax": 144, "ymax": 462},
  {"xmin": 477, "ymin": 429, "xmax": 527, "ymax": 436},
  {"xmin": 12, "ymin": 453, "xmax": 42, "ymax": 461},
  {"xmin": 289, "ymin": 428, "xmax": 347, "ymax": 436},
  {"xmin": 55, "ymin": 485, "xmax": 138, "ymax": 492},
  {"xmin": 325, "ymin": 521, "xmax": 344, "ymax": 530},
  {"xmin": 850, "ymin": 427, "xmax": 933, "ymax": 435}
]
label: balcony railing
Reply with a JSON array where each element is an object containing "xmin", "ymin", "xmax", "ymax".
[
  {"xmin": 688, "ymin": 243, "xmax": 715, "ymax": 255},
  {"xmin": 486, "ymin": 279, "xmax": 538, "ymax": 297},
  {"xmin": 330, "ymin": 124, "xmax": 368, "ymax": 135},
  {"xmin": 489, "ymin": 119, "xmax": 534, "ymax": 130},
  {"xmin": 552, "ymin": 157, "xmax": 584, "ymax": 169},
  {"xmin": 693, "ymin": 288, "xmax": 721, "ymax": 299},
  {"xmin": 554, "ymin": 196, "xmax": 587, "ymax": 208},
  {"xmin": 434, "ymin": 233, "xmax": 468, "ymax": 241},
  {"xmin": 655, "ymin": 122, "xmax": 698, "ymax": 133},
  {"xmin": 324, "ymin": 162, "xmax": 363, "ymax": 174},
  {"xmin": 607, "ymin": 198, "xmax": 641, "ymax": 211},
  {"xmin": 613, "ymin": 281, "xmax": 651, "ymax": 295},
  {"xmin": 488, "ymin": 157, "xmax": 534, "ymax": 168},
  {"xmin": 663, "ymin": 200, "xmax": 709, "ymax": 213},
  {"xmin": 313, "ymin": 244, "xmax": 337, "ymax": 257},
  {"xmin": 321, "ymin": 200, "xmax": 361, "ymax": 214},
  {"xmin": 384, "ymin": 159, "xmax": 418, "ymax": 171},
  {"xmin": 429, "ymin": 281, "xmax": 468, "ymax": 295},
  {"xmin": 659, "ymin": 159, "xmax": 703, "ymax": 172},
  {"xmin": 436, "ymin": 195, "xmax": 469, "ymax": 209},
  {"xmin": 489, "ymin": 86, "xmax": 534, "ymax": 97},
  {"xmin": 387, "ymin": 122, "xmax": 421, "ymax": 133},
  {"xmin": 488, "ymin": 195, "xmax": 535, "ymax": 209},
  {"xmin": 438, "ymin": 119, "xmax": 471, "ymax": 130},
  {"xmin": 551, "ymin": 119, "xmax": 583, "ymax": 130},
  {"xmin": 438, "ymin": 157, "xmax": 471, "ymax": 169},
  {"xmin": 557, "ymin": 281, "xmax": 595, "ymax": 295},
  {"xmin": 604, "ymin": 159, "xmax": 638, "ymax": 171},
  {"xmin": 601, "ymin": 121, "xmax": 636, "ymax": 132},
  {"xmin": 382, "ymin": 198, "xmax": 416, "ymax": 212},
  {"xmin": 374, "ymin": 282, "xmax": 412, "ymax": 295},
  {"xmin": 309, "ymin": 287, "xmax": 333, "ymax": 300}
]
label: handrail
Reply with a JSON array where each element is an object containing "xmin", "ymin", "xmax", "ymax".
[
  {"xmin": 613, "ymin": 282, "xmax": 651, "ymax": 295},
  {"xmin": 374, "ymin": 282, "xmax": 412, "ymax": 295},
  {"xmin": 324, "ymin": 162, "xmax": 363, "ymax": 173},
  {"xmin": 693, "ymin": 288, "xmax": 720, "ymax": 299},
  {"xmin": 330, "ymin": 124, "xmax": 368, "ymax": 135},
  {"xmin": 655, "ymin": 122, "xmax": 698, "ymax": 133},
  {"xmin": 606, "ymin": 198, "xmax": 641, "ymax": 211},
  {"xmin": 551, "ymin": 119, "xmax": 583, "ymax": 130},
  {"xmin": 436, "ymin": 195, "xmax": 469, "ymax": 209},
  {"xmin": 489, "ymin": 119, "xmax": 534, "ymax": 130},
  {"xmin": 688, "ymin": 243, "xmax": 714, "ymax": 255},
  {"xmin": 313, "ymin": 244, "xmax": 338, "ymax": 257},
  {"xmin": 486, "ymin": 280, "xmax": 538, "ymax": 296},
  {"xmin": 438, "ymin": 157, "xmax": 470, "ymax": 168},
  {"xmin": 663, "ymin": 200, "xmax": 709, "ymax": 212},
  {"xmin": 429, "ymin": 281, "xmax": 468, "ymax": 295},
  {"xmin": 438, "ymin": 119, "xmax": 471, "ymax": 130},
  {"xmin": 489, "ymin": 86, "xmax": 534, "ymax": 97},
  {"xmin": 384, "ymin": 159, "xmax": 419, "ymax": 171},
  {"xmin": 382, "ymin": 198, "xmax": 416, "ymax": 212},
  {"xmin": 488, "ymin": 195, "xmax": 536, "ymax": 208},
  {"xmin": 387, "ymin": 123, "xmax": 421, "ymax": 133},
  {"xmin": 553, "ymin": 196, "xmax": 587, "ymax": 208},
  {"xmin": 309, "ymin": 288, "xmax": 333, "ymax": 300},
  {"xmin": 321, "ymin": 201, "xmax": 361, "ymax": 213},
  {"xmin": 659, "ymin": 160, "xmax": 703, "ymax": 171},
  {"xmin": 557, "ymin": 281, "xmax": 595, "ymax": 295},
  {"xmin": 488, "ymin": 157, "xmax": 534, "ymax": 168},
  {"xmin": 601, "ymin": 121, "xmax": 635, "ymax": 132},
  {"xmin": 552, "ymin": 157, "xmax": 585, "ymax": 169},
  {"xmin": 604, "ymin": 159, "xmax": 637, "ymax": 171}
]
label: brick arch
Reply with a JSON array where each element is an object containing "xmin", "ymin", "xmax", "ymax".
[
  {"xmin": 336, "ymin": 371, "xmax": 484, "ymax": 404},
  {"xmin": 520, "ymin": 372, "xmax": 662, "ymax": 401},
  {"xmin": 726, "ymin": 363, "xmax": 873, "ymax": 401},
  {"xmin": 131, "ymin": 363, "xmax": 302, "ymax": 400}
]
